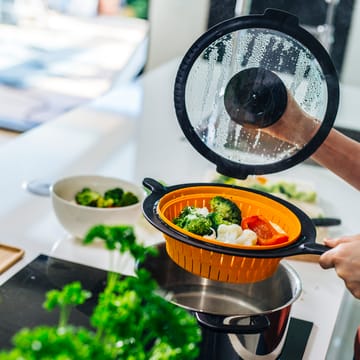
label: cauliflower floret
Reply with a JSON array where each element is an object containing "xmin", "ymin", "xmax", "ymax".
[
  {"xmin": 216, "ymin": 224, "xmax": 258, "ymax": 246},
  {"xmin": 235, "ymin": 229, "xmax": 258, "ymax": 246},
  {"xmin": 217, "ymin": 224, "xmax": 243, "ymax": 244}
]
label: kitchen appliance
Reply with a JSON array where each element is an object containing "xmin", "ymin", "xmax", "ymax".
[
  {"xmin": 141, "ymin": 242, "xmax": 306, "ymax": 359},
  {"xmin": 0, "ymin": 255, "xmax": 107, "ymax": 349},
  {"xmin": 142, "ymin": 8, "xmax": 340, "ymax": 283}
]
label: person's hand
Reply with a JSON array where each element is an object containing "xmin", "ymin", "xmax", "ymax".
[
  {"xmin": 263, "ymin": 91, "xmax": 320, "ymax": 146},
  {"xmin": 319, "ymin": 234, "xmax": 360, "ymax": 299}
]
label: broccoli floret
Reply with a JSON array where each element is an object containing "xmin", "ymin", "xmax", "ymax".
[
  {"xmin": 183, "ymin": 216, "xmax": 213, "ymax": 236},
  {"xmin": 207, "ymin": 211, "xmax": 233, "ymax": 229},
  {"xmin": 104, "ymin": 187, "xmax": 124, "ymax": 206},
  {"xmin": 96, "ymin": 197, "xmax": 114, "ymax": 208},
  {"xmin": 173, "ymin": 199, "xmax": 242, "ymax": 237},
  {"xmin": 104, "ymin": 188, "xmax": 139, "ymax": 207},
  {"xmin": 272, "ymin": 182, "xmax": 317, "ymax": 203},
  {"xmin": 173, "ymin": 206, "xmax": 213, "ymax": 236},
  {"xmin": 75, "ymin": 187, "xmax": 139, "ymax": 208},
  {"xmin": 209, "ymin": 196, "xmax": 241, "ymax": 228},
  {"xmin": 250, "ymin": 183, "xmax": 274, "ymax": 193},
  {"xmin": 119, "ymin": 191, "xmax": 139, "ymax": 206},
  {"xmin": 75, "ymin": 188, "xmax": 101, "ymax": 207},
  {"xmin": 173, "ymin": 206, "xmax": 193, "ymax": 228},
  {"xmin": 173, "ymin": 206, "xmax": 208, "ymax": 226}
]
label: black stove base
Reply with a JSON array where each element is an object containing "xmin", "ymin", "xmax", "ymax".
[
  {"xmin": 0, "ymin": 254, "xmax": 108, "ymax": 349},
  {"xmin": 197, "ymin": 317, "xmax": 313, "ymax": 360},
  {"xmin": 280, "ymin": 318, "xmax": 313, "ymax": 360}
]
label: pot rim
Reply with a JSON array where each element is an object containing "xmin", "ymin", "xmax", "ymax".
[
  {"xmin": 166, "ymin": 261, "xmax": 302, "ymax": 317},
  {"xmin": 142, "ymin": 242, "xmax": 303, "ymax": 317}
]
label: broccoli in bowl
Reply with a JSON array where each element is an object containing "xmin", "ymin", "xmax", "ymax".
[
  {"xmin": 51, "ymin": 175, "xmax": 145, "ymax": 239},
  {"xmin": 75, "ymin": 187, "xmax": 139, "ymax": 208}
]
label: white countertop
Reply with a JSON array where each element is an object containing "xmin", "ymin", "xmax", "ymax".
[
  {"xmin": 0, "ymin": 58, "xmax": 358, "ymax": 359},
  {"xmin": 0, "ymin": 11, "xmax": 149, "ymax": 131}
]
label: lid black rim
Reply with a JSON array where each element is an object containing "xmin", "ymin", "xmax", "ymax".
[
  {"xmin": 142, "ymin": 181, "xmax": 317, "ymax": 258},
  {"xmin": 174, "ymin": 9, "xmax": 339, "ymax": 179}
]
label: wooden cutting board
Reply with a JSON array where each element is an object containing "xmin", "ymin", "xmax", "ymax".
[
  {"xmin": 0, "ymin": 244, "xmax": 24, "ymax": 274},
  {"xmin": 285, "ymin": 254, "xmax": 320, "ymax": 263}
]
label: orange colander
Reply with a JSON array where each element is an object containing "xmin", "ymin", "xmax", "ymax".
[{"xmin": 142, "ymin": 178, "xmax": 327, "ymax": 283}]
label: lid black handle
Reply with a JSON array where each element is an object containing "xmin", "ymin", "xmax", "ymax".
[
  {"xmin": 263, "ymin": 8, "xmax": 300, "ymax": 27},
  {"xmin": 224, "ymin": 68, "xmax": 288, "ymax": 129}
]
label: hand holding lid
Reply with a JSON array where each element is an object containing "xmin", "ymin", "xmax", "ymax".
[
  {"xmin": 174, "ymin": 9, "xmax": 339, "ymax": 179},
  {"xmin": 264, "ymin": 89, "xmax": 320, "ymax": 146}
]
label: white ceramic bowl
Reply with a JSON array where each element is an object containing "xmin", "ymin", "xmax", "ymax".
[{"xmin": 51, "ymin": 175, "xmax": 146, "ymax": 238}]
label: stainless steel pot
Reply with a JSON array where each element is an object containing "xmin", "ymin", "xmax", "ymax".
[{"xmin": 141, "ymin": 243, "xmax": 302, "ymax": 359}]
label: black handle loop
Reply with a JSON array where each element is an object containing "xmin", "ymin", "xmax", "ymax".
[
  {"xmin": 195, "ymin": 312, "xmax": 270, "ymax": 334},
  {"xmin": 299, "ymin": 242, "xmax": 330, "ymax": 255},
  {"xmin": 311, "ymin": 217, "xmax": 341, "ymax": 227},
  {"xmin": 142, "ymin": 178, "xmax": 167, "ymax": 195}
]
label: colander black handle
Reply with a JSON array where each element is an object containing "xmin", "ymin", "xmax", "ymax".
[
  {"xmin": 311, "ymin": 217, "xmax": 341, "ymax": 227},
  {"xmin": 142, "ymin": 178, "xmax": 168, "ymax": 195},
  {"xmin": 298, "ymin": 242, "xmax": 330, "ymax": 255},
  {"xmin": 194, "ymin": 312, "xmax": 270, "ymax": 334}
]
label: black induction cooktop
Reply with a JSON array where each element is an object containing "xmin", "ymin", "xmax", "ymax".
[
  {"xmin": 0, "ymin": 254, "xmax": 108, "ymax": 349},
  {"xmin": 0, "ymin": 255, "xmax": 313, "ymax": 359}
]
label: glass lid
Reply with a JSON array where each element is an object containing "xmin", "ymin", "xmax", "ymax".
[{"xmin": 174, "ymin": 9, "xmax": 339, "ymax": 178}]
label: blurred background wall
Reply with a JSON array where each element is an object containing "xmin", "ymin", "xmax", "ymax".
[{"xmin": 146, "ymin": 0, "xmax": 360, "ymax": 86}]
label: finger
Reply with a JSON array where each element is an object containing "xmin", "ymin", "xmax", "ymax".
[
  {"xmin": 319, "ymin": 250, "xmax": 336, "ymax": 269},
  {"xmin": 323, "ymin": 237, "xmax": 342, "ymax": 247},
  {"xmin": 324, "ymin": 235, "xmax": 360, "ymax": 247}
]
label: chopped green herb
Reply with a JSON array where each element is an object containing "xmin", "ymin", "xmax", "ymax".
[{"xmin": 0, "ymin": 224, "xmax": 201, "ymax": 359}]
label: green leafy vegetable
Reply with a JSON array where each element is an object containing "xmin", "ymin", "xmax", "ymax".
[
  {"xmin": 44, "ymin": 281, "xmax": 91, "ymax": 328},
  {"xmin": 0, "ymin": 224, "xmax": 201, "ymax": 359},
  {"xmin": 0, "ymin": 326, "xmax": 113, "ymax": 360},
  {"xmin": 213, "ymin": 174, "xmax": 317, "ymax": 203}
]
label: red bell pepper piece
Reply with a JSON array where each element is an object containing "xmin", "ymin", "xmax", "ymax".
[{"xmin": 241, "ymin": 215, "xmax": 289, "ymax": 246}]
